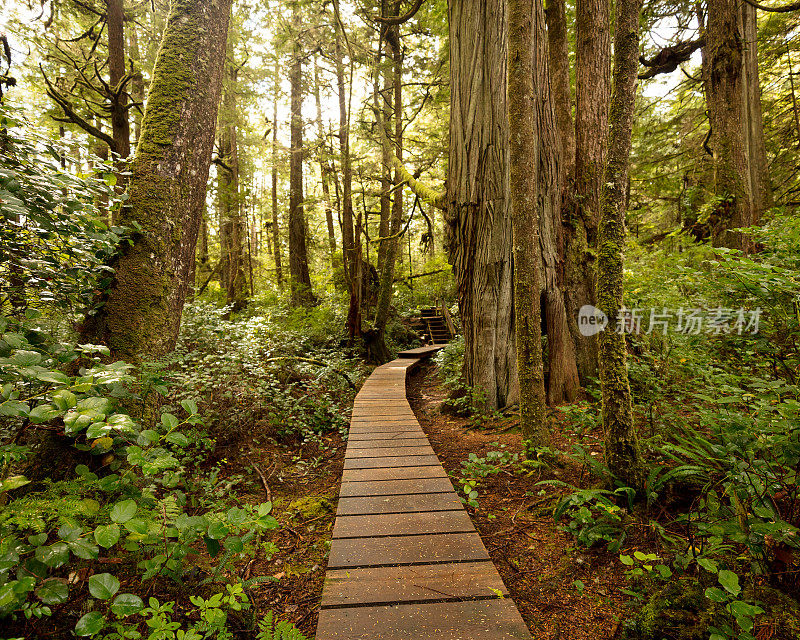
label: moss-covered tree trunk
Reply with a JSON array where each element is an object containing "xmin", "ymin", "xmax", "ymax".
[
  {"xmin": 313, "ymin": 57, "xmax": 339, "ymax": 272},
  {"xmin": 83, "ymin": 0, "xmax": 233, "ymax": 363},
  {"xmin": 597, "ymin": 0, "xmax": 645, "ymax": 492},
  {"xmin": 371, "ymin": 13, "xmax": 404, "ymax": 364},
  {"xmin": 107, "ymin": 0, "xmax": 130, "ymax": 169},
  {"xmin": 507, "ymin": 0, "xmax": 548, "ymax": 446}
]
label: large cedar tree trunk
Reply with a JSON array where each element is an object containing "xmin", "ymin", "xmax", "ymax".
[
  {"xmin": 271, "ymin": 57, "xmax": 284, "ymax": 288},
  {"xmin": 447, "ymin": 0, "xmax": 518, "ymax": 410},
  {"xmin": 597, "ymin": 0, "xmax": 645, "ymax": 492},
  {"xmin": 84, "ymin": 0, "xmax": 233, "ymax": 363}
]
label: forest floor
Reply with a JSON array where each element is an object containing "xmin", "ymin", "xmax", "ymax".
[
  {"xmin": 406, "ymin": 361, "xmax": 628, "ymax": 640},
  {"xmin": 223, "ymin": 358, "xmax": 638, "ymax": 639}
]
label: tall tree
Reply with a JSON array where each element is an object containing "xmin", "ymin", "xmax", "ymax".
[
  {"xmin": 271, "ymin": 56, "xmax": 284, "ymax": 289},
  {"xmin": 447, "ymin": 0, "xmax": 517, "ymax": 411},
  {"xmin": 313, "ymin": 56, "xmax": 338, "ymax": 271},
  {"xmin": 288, "ymin": 0, "xmax": 315, "ymax": 307},
  {"xmin": 83, "ymin": 0, "xmax": 233, "ymax": 364},
  {"xmin": 563, "ymin": 0, "xmax": 611, "ymax": 385},
  {"xmin": 597, "ymin": 0, "xmax": 646, "ymax": 491},
  {"xmin": 701, "ymin": 0, "xmax": 756, "ymax": 250},
  {"xmin": 507, "ymin": 0, "xmax": 548, "ymax": 445},
  {"xmin": 218, "ymin": 55, "xmax": 248, "ymax": 311}
]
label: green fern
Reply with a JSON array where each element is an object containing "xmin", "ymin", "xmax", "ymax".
[{"xmin": 256, "ymin": 611, "xmax": 308, "ymax": 640}]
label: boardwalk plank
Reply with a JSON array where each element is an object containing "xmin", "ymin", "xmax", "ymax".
[
  {"xmin": 340, "ymin": 466, "xmax": 447, "ymax": 483},
  {"xmin": 339, "ymin": 477, "xmax": 453, "ymax": 497},
  {"xmin": 335, "ymin": 493, "xmax": 463, "ymax": 515},
  {"xmin": 327, "ymin": 531, "xmax": 489, "ymax": 567},
  {"xmin": 343, "ymin": 454, "xmax": 441, "ymax": 469},
  {"xmin": 332, "ymin": 510, "xmax": 475, "ymax": 538}
]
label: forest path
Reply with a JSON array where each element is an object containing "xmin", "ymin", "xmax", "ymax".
[{"xmin": 315, "ymin": 346, "xmax": 532, "ymax": 640}]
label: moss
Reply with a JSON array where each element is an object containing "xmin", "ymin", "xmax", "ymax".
[
  {"xmin": 619, "ymin": 579, "xmax": 800, "ymax": 640},
  {"xmin": 287, "ymin": 496, "xmax": 334, "ymax": 520}
]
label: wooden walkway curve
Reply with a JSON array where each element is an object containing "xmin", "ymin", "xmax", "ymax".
[{"xmin": 316, "ymin": 346, "xmax": 532, "ymax": 640}]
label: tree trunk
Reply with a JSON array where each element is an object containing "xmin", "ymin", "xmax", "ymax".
[
  {"xmin": 314, "ymin": 56, "xmax": 339, "ymax": 270},
  {"xmin": 447, "ymin": 0, "xmax": 517, "ymax": 411},
  {"xmin": 333, "ymin": 0, "xmax": 360, "ymax": 340},
  {"xmin": 507, "ymin": 0, "xmax": 548, "ymax": 446},
  {"xmin": 376, "ymin": 35, "xmax": 393, "ymax": 275},
  {"xmin": 107, "ymin": 0, "xmax": 131, "ymax": 164},
  {"xmin": 702, "ymin": 0, "xmax": 755, "ymax": 251},
  {"xmin": 84, "ymin": 0, "xmax": 232, "ymax": 365},
  {"xmin": 218, "ymin": 58, "xmax": 248, "ymax": 312},
  {"xmin": 597, "ymin": 0, "xmax": 645, "ymax": 492},
  {"xmin": 271, "ymin": 56, "xmax": 284, "ymax": 289},
  {"xmin": 288, "ymin": 4, "xmax": 315, "ymax": 308},
  {"xmin": 564, "ymin": 0, "xmax": 610, "ymax": 385},
  {"xmin": 127, "ymin": 16, "xmax": 145, "ymax": 146},
  {"xmin": 544, "ymin": 0, "xmax": 574, "ymax": 174},
  {"xmin": 740, "ymin": 3, "xmax": 773, "ymax": 218}
]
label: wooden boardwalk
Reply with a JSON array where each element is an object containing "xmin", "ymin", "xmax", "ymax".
[{"xmin": 316, "ymin": 347, "xmax": 532, "ymax": 640}]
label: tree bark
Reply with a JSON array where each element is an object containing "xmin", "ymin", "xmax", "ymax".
[
  {"xmin": 107, "ymin": 0, "xmax": 131, "ymax": 162},
  {"xmin": 288, "ymin": 2, "xmax": 315, "ymax": 308},
  {"xmin": 447, "ymin": 0, "xmax": 517, "ymax": 411},
  {"xmin": 333, "ymin": 0, "xmax": 360, "ymax": 340},
  {"xmin": 84, "ymin": 0, "xmax": 233, "ymax": 364},
  {"xmin": 271, "ymin": 56, "xmax": 284, "ymax": 289},
  {"xmin": 564, "ymin": 0, "xmax": 610, "ymax": 384},
  {"xmin": 314, "ymin": 56, "xmax": 339, "ymax": 271},
  {"xmin": 218, "ymin": 57, "xmax": 248, "ymax": 312},
  {"xmin": 702, "ymin": 0, "xmax": 756, "ymax": 251},
  {"xmin": 371, "ymin": 8, "xmax": 404, "ymax": 363},
  {"xmin": 597, "ymin": 0, "xmax": 645, "ymax": 492},
  {"xmin": 544, "ymin": 0, "xmax": 574, "ymax": 175},
  {"xmin": 507, "ymin": 0, "xmax": 548, "ymax": 446}
]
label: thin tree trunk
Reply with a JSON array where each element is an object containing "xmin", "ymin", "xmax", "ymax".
[
  {"xmin": 314, "ymin": 56, "xmax": 339, "ymax": 270},
  {"xmin": 597, "ymin": 0, "xmax": 645, "ymax": 492},
  {"xmin": 507, "ymin": 0, "xmax": 548, "ymax": 446},
  {"xmin": 544, "ymin": 0, "xmax": 574, "ymax": 174},
  {"xmin": 371, "ymin": 9, "xmax": 404, "ymax": 363},
  {"xmin": 376, "ymin": 32, "xmax": 393, "ymax": 275},
  {"xmin": 447, "ymin": 0, "xmax": 517, "ymax": 411},
  {"xmin": 333, "ymin": 0, "xmax": 359, "ymax": 340},
  {"xmin": 107, "ymin": 0, "xmax": 131, "ymax": 164},
  {"xmin": 83, "ymin": 0, "xmax": 232, "ymax": 367},
  {"xmin": 288, "ymin": 2, "xmax": 315, "ymax": 307},
  {"xmin": 271, "ymin": 57, "xmax": 284, "ymax": 289},
  {"xmin": 218, "ymin": 58, "xmax": 248, "ymax": 312},
  {"xmin": 127, "ymin": 16, "xmax": 145, "ymax": 146}
]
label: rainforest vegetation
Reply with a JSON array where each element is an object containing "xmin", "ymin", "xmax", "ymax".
[{"xmin": 0, "ymin": 0, "xmax": 799, "ymax": 637}]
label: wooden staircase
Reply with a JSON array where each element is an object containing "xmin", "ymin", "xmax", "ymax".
[{"xmin": 414, "ymin": 303, "xmax": 455, "ymax": 345}]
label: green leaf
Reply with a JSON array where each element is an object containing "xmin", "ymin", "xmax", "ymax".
[
  {"xmin": 68, "ymin": 538, "xmax": 99, "ymax": 560},
  {"xmin": 619, "ymin": 554, "xmax": 634, "ymax": 566},
  {"xmin": 29, "ymin": 403, "xmax": 61, "ymax": 423},
  {"xmin": 204, "ymin": 536, "xmax": 220, "ymax": 557},
  {"xmin": 111, "ymin": 593, "xmax": 144, "ymax": 617},
  {"xmin": 75, "ymin": 611, "xmax": 106, "ymax": 636},
  {"xmin": 0, "ymin": 475, "xmax": 30, "ymax": 492},
  {"xmin": 110, "ymin": 499, "xmax": 137, "ymax": 523},
  {"xmin": 36, "ymin": 370, "xmax": 70, "ymax": 385},
  {"xmin": 36, "ymin": 579, "xmax": 69, "ymax": 605},
  {"xmin": 718, "ymin": 570, "xmax": 741, "ymax": 596},
  {"xmin": 94, "ymin": 524, "xmax": 121, "ymax": 548},
  {"xmin": 223, "ymin": 536, "xmax": 244, "ymax": 554},
  {"xmin": 180, "ymin": 398, "xmax": 199, "ymax": 415},
  {"xmin": 0, "ymin": 400, "xmax": 30, "ymax": 417},
  {"xmin": 698, "ymin": 558, "xmax": 719, "ymax": 573},
  {"xmin": 123, "ymin": 519, "xmax": 148, "ymax": 535},
  {"xmin": 165, "ymin": 431, "xmax": 189, "ymax": 447},
  {"xmin": 705, "ymin": 587, "xmax": 728, "ymax": 603},
  {"xmin": 52, "ymin": 389, "xmax": 77, "ymax": 410},
  {"xmin": 161, "ymin": 413, "xmax": 179, "ymax": 430},
  {"xmin": 88, "ymin": 573, "xmax": 120, "ymax": 600},
  {"xmin": 12, "ymin": 350, "xmax": 42, "ymax": 366},
  {"xmin": 206, "ymin": 521, "xmax": 229, "ymax": 540}
]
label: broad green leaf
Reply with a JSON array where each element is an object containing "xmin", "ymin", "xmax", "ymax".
[
  {"xmin": 88, "ymin": 573, "xmax": 120, "ymax": 600},
  {"xmin": 161, "ymin": 413, "xmax": 179, "ymax": 430},
  {"xmin": 94, "ymin": 524, "xmax": 120, "ymax": 548},
  {"xmin": 0, "ymin": 400, "xmax": 29, "ymax": 417},
  {"xmin": 12, "ymin": 350, "xmax": 42, "ymax": 366},
  {"xmin": 29, "ymin": 403, "xmax": 61, "ymax": 423},
  {"xmin": 68, "ymin": 538, "xmax": 99, "ymax": 560},
  {"xmin": 75, "ymin": 611, "xmax": 106, "ymax": 636},
  {"xmin": 36, "ymin": 579, "xmax": 69, "ymax": 605},
  {"xmin": 36, "ymin": 370, "xmax": 69, "ymax": 385},
  {"xmin": 717, "ymin": 570, "xmax": 741, "ymax": 596},
  {"xmin": 110, "ymin": 499, "xmax": 137, "ymax": 523},
  {"xmin": 180, "ymin": 398, "xmax": 198, "ymax": 415},
  {"xmin": 111, "ymin": 593, "xmax": 144, "ymax": 617},
  {"xmin": 52, "ymin": 389, "xmax": 77, "ymax": 410},
  {"xmin": 165, "ymin": 431, "xmax": 189, "ymax": 447},
  {"xmin": 36, "ymin": 542, "xmax": 69, "ymax": 568},
  {"xmin": 0, "ymin": 475, "xmax": 30, "ymax": 492}
]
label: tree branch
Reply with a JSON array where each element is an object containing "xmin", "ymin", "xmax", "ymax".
[
  {"xmin": 742, "ymin": 0, "xmax": 800, "ymax": 11},
  {"xmin": 375, "ymin": 0, "xmax": 427, "ymax": 25},
  {"xmin": 639, "ymin": 37, "xmax": 704, "ymax": 79}
]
